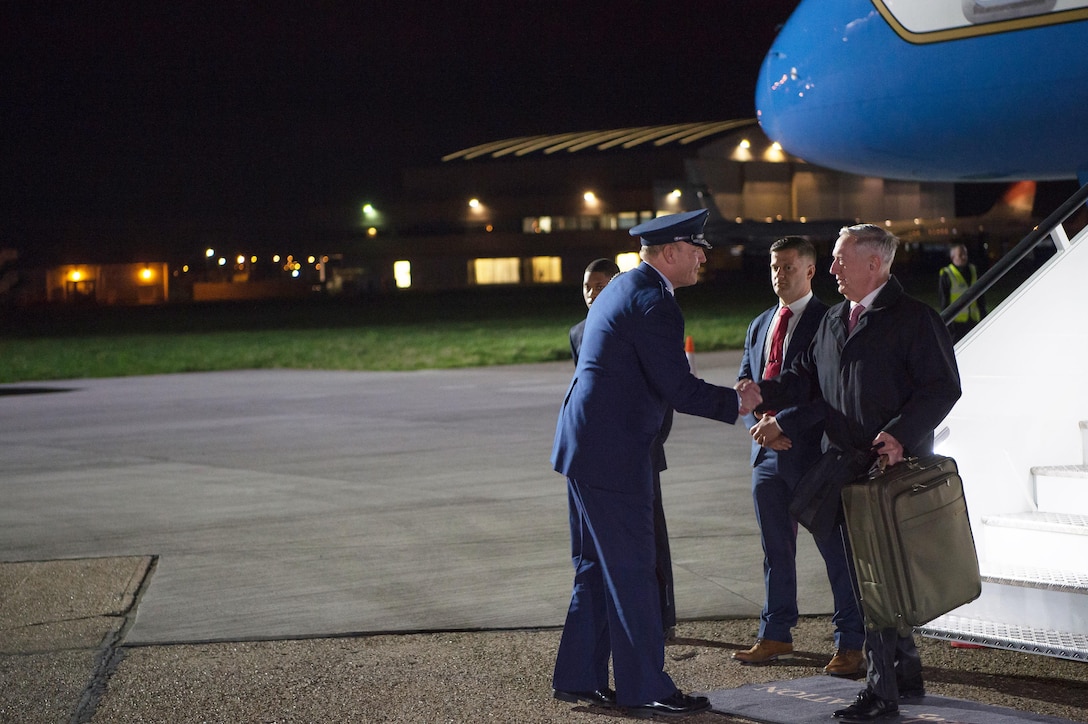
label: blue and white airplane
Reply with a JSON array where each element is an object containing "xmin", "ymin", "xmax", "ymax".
[
  {"xmin": 756, "ymin": 0, "xmax": 1088, "ymax": 661},
  {"xmin": 756, "ymin": 0, "xmax": 1088, "ymax": 184}
]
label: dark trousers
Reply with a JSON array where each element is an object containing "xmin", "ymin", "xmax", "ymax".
[
  {"xmin": 553, "ymin": 476, "xmax": 676, "ymax": 707},
  {"xmin": 865, "ymin": 627, "xmax": 923, "ymax": 700},
  {"xmin": 652, "ymin": 467, "xmax": 675, "ymax": 632},
  {"xmin": 752, "ymin": 453, "xmax": 864, "ymax": 649}
]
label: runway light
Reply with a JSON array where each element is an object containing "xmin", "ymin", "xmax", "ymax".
[
  {"xmin": 218, "ymin": 257, "xmax": 226, "ymax": 266},
  {"xmin": 307, "ymin": 256, "xmax": 316, "ymax": 264},
  {"xmin": 205, "ymin": 248, "xmax": 215, "ymax": 258},
  {"xmin": 273, "ymin": 254, "xmax": 281, "ymax": 263},
  {"xmin": 236, "ymin": 255, "xmax": 246, "ymax": 265}
]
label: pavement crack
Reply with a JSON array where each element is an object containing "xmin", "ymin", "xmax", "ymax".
[{"xmin": 69, "ymin": 555, "xmax": 158, "ymax": 724}]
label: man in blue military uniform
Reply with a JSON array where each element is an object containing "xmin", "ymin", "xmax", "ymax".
[{"xmin": 551, "ymin": 209, "xmax": 762, "ymax": 717}]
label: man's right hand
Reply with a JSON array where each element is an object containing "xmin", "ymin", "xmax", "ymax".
[{"xmin": 734, "ymin": 379, "xmax": 762, "ymax": 416}]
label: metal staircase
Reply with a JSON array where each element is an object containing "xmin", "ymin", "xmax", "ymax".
[{"xmin": 916, "ymin": 184, "xmax": 1088, "ymax": 660}]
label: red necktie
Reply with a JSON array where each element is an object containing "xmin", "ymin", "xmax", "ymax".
[
  {"xmin": 848, "ymin": 303, "xmax": 865, "ymax": 334},
  {"xmin": 762, "ymin": 306, "xmax": 793, "ymax": 380}
]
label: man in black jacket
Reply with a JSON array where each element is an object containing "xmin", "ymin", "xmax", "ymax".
[{"xmin": 754, "ymin": 224, "xmax": 961, "ymax": 722}]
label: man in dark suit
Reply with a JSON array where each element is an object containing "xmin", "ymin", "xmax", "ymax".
[
  {"xmin": 754, "ymin": 224, "xmax": 961, "ymax": 722},
  {"xmin": 552, "ymin": 209, "xmax": 762, "ymax": 718},
  {"xmin": 732, "ymin": 237, "xmax": 865, "ymax": 676},
  {"xmin": 570, "ymin": 257, "xmax": 677, "ymax": 641}
]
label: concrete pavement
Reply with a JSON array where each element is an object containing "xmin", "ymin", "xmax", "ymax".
[
  {"xmin": 2, "ymin": 351, "xmax": 831, "ymax": 646},
  {"xmin": 4, "ymin": 352, "xmax": 1086, "ymax": 722}
]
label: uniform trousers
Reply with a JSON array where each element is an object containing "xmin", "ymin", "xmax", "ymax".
[
  {"xmin": 553, "ymin": 476, "xmax": 676, "ymax": 707},
  {"xmin": 751, "ymin": 452, "xmax": 864, "ymax": 650},
  {"xmin": 651, "ymin": 466, "xmax": 676, "ymax": 633}
]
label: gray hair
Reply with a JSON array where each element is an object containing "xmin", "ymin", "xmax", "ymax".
[{"xmin": 840, "ymin": 223, "xmax": 898, "ymax": 267}]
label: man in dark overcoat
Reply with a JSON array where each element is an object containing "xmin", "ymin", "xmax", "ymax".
[{"xmin": 754, "ymin": 223, "xmax": 961, "ymax": 722}]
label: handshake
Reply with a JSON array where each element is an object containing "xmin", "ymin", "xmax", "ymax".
[{"xmin": 734, "ymin": 378, "xmax": 762, "ymax": 417}]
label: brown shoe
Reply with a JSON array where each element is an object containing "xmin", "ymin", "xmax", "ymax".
[
  {"xmin": 824, "ymin": 648, "xmax": 865, "ymax": 677},
  {"xmin": 732, "ymin": 638, "xmax": 793, "ymax": 664}
]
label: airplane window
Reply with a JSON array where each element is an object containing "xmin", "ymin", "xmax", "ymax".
[{"xmin": 875, "ymin": 0, "xmax": 1087, "ymax": 40}]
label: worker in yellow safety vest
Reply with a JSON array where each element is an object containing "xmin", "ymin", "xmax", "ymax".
[{"xmin": 938, "ymin": 243, "xmax": 987, "ymax": 343}]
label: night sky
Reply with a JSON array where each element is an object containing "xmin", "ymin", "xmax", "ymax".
[{"xmin": 2, "ymin": 1, "xmax": 800, "ymax": 238}]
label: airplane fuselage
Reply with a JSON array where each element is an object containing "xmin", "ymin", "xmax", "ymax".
[{"xmin": 755, "ymin": 0, "xmax": 1088, "ymax": 182}]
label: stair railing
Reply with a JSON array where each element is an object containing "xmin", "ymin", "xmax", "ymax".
[{"xmin": 941, "ymin": 183, "xmax": 1088, "ymax": 325}]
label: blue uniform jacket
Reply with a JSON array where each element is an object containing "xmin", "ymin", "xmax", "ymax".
[{"xmin": 552, "ymin": 262, "xmax": 740, "ymax": 488}]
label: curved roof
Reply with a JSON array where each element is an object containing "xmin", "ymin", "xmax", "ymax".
[{"xmin": 441, "ymin": 119, "xmax": 757, "ymax": 162}]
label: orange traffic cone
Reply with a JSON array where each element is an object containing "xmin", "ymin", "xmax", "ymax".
[{"xmin": 685, "ymin": 335, "xmax": 697, "ymax": 376}]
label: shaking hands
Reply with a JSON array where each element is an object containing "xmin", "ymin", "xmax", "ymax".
[{"xmin": 734, "ymin": 379, "xmax": 762, "ymax": 417}]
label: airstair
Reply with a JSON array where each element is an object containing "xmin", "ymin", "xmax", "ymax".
[{"xmin": 916, "ymin": 184, "xmax": 1088, "ymax": 660}]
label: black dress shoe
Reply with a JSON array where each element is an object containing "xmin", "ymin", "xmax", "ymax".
[
  {"xmin": 553, "ymin": 687, "xmax": 616, "ymax": 707},
  {"xmin": 628, "ymin": 689, "xmax": 711, "ymax": 718},
  {"xmin": 832, "ymin": 688, "xmax": 899, "ymax": 721}
]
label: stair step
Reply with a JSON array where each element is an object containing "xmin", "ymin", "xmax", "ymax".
[
  {"xmin": 981, "ymin": 512, "xmax": 1088, "ymax": 573},
  {"xmin": 952, "ymin": 566, "xmax": 1088, "ymax": 635},
  {"xmin": 1033, "ymin": 464, "xmax": 1088, "ymax": 514},
  {"xmin": 918, "ymin": 614, "xmax": 1088, "ymax": 661},
  {"xmin": 982, "ymin": 510, "xmax": 1088, "ymax": 532},
  {"xmin": 981, "ymin": 564, "xmax": 1088, "ymax": 593}
]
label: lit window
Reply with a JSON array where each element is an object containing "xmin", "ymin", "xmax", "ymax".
[
  {"xmin": 472, "ymin": 257, "xmax": 520, "ymax": 285},
  {"xmin": 618, "ymin": 211, "xmax": 639, "ymax": 229},
  {"xmin": 393, "ymin": 260, "xmax": 412, "ymax": 289},
  {"xmin": 616, "ymin": 252, "xmax": 640, "ymax": 272},
  {"xmin": 531, "ymin": 256, "xmax": 562, "ymax": 283}
]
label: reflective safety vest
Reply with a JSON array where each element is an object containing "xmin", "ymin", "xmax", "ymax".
[{"xmin": 941, "ymin": 263, "xmax": 980, "ymax": 323}]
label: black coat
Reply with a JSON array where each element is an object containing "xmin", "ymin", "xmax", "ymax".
[{"xmin": 760, "ymin": 276, "xmax": 961, "ymax": 457}]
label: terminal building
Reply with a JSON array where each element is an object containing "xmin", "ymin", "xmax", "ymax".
[
  {"xmin": 12, "ymin": 119, "xmax": 997, "ymax": 304},
  {"xmin": 331, "ymin": 119, "xmax": 957, "ymax": 294}
]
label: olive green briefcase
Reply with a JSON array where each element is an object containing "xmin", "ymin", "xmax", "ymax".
[{"xmin": 841, "ymin": 454, "xmax": 981, "ymax": 635}]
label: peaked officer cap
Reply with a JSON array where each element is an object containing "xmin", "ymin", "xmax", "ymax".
[{"xmin": 629, "ymin": 209, "xmax": 711, "ymax": 249}]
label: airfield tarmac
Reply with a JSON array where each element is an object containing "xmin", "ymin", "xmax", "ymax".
[{"xmin": 3, "ymin": 351, "xmax": 1087, "ymax": 722}]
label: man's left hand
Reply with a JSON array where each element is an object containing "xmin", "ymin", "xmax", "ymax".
[{"xmin": 872, "ymin": 431, "xmax": 904, "ymax": 467}]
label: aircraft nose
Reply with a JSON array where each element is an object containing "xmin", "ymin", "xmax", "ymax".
[{"xmin": 755, "ymin": 50, "xmax": 794, "ymax": 143}]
